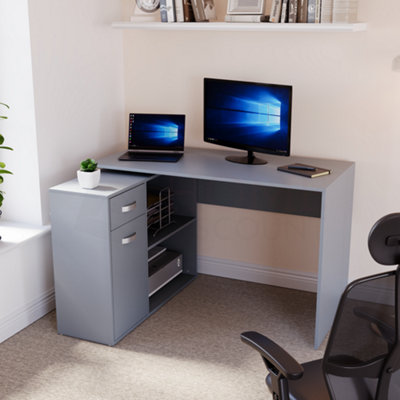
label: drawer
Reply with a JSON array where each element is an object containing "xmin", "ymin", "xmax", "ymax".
[{"xmin": 110, "ymin": 184, "xmax": 146, "ymax": 230}]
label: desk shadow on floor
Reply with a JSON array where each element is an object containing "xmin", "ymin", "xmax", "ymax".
[{"xmin": 118, "ymin": 274, "xmax": 324, "ymax": 364}]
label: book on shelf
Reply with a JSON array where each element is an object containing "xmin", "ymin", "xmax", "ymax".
[
  {"xmin": 278, "ymin": 163, "xmax": 331, "ymax": 178},
  {"xmin": 160, "ymin": 0, "xmax": 176, "ymax": 21},
  {"xmin": 191, "ymin": 0, "xmax": 207, "ymax": 21},
  {"xmin": 174, "ymin": 0, "xmax": 185, "ymax": 21},
  {"xmin": 288, "ymin": 0, "xmax": 298, "ymax": 23},
  {"xmin": 183, "ymin": 0, "xmax": 195, "ymax": 21},
  {"xmin": 225, "ymin": 14, "xmax": 269, "ymax": 22},
  {"xmin": 160, "ymin": 0, "xmax": 168, "ymax": 22},
  {"xmin": 320, "ymin": 0, "xmax": 333, "ymax": 23},
  {"xmin": 269, "ymin": 0, "xmax": 282, "ymax": 23},
  {"xmin": 332, "ymin": 0, "xmax": 358, "ymax": 23},
  {"xmin": 280, "ymin": 0, "xmax": 289, "ymax": 22},
  {"xmin": 297, "ymin": 0, "xmax": 308, "ymax": 22},
  {"xmin": 315, "ymin": 0, "xmax": 321, "ymax": 22},
  {"xmin": 167, "ymin": 0, "xmax": 176, "ymax": 21},
  {"xmin": 307, "ymin": 0, "xmax": 321, "ymax": 23}
]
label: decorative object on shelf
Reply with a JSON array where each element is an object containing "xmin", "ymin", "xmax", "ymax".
[
  {"xmin": 226, "ymin": 0, "xmax": 266, "ymax": 22},
  {"xmin": 131, "ymin": 0, "xmax": 161, "ymax": 22},
  {"xmin": 77, "ymin": 158, "xmax": 101, "ymax": 189},
  {"xmin": 227, "ymin": 0, "xmax": 265, "ymax": 14},
  {"xmin": 137, "ymin": 0, "xmax": 160, "ymax": 12},
  {"xmin": 203, "ymin": 0, "xmax": 216, "ymax": 21}
]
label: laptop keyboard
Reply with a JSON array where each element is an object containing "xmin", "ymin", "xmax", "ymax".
[{"xmin": 119, "ymin": 152, "xmax": 182, "ymax": 162}]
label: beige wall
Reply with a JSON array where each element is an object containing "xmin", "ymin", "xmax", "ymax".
[
  {"xmin": 198, "ymin": 205, "xmax": 320, "ymax": 272},
  {"xmin": 121, "ymin": 0, "xmax": 400, "ymax": 281},
  {"xmin": 28, "ymin": 0, "xmax": 126, "ymax": 224}
]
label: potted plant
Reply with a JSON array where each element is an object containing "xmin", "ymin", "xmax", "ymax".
[
  {"xmin": 0, "ymin": 102, "xmax": 13, "ymax": 211},
  {"xmin": 77, "ymin": 158, "xmax": 101, "ymax": 189}
]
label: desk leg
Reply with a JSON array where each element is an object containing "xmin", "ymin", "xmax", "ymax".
[{"xmin": 314, "ymin": 166, "xmax": 354, "ymax": 349}]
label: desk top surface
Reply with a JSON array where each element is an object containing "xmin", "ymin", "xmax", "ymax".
[{"xmin": 98, "ymin": 147, "xmax": 354, "ymax": 193}]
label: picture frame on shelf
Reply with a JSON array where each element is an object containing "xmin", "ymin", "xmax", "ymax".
[{"xmin": 227, "ymin": 0, "xmax": 265, "ymax": 14}]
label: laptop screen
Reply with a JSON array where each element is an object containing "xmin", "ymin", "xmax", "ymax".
[{"xmin": 128, "ymin": 113, "xmax": 185, "ymax": 152}]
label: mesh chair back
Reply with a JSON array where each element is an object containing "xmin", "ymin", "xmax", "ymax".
[{"xmin": 323, "ymin": 270, "xmax": 400, "ymax": 399}]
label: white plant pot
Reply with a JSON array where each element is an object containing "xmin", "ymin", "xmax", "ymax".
[{"xmin": 77, "ymin": 168, "xmax": 101, "ymax": 189}]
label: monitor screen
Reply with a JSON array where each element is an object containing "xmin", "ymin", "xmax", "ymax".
[
  {"xmin": 203, "ymin": 78, "xmax": 292, "ymax": 164},
  {"xmin": 128, "ymin": 113, "xmax": 185, "ymax": 151}
]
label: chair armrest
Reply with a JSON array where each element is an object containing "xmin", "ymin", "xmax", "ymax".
[{"xmin": 241, "ymin": 331, "xmax": 303, "ymax": 380}]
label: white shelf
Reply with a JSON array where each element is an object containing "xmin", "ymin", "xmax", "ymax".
[{"xmin": 112, "ymin": 21, "xmax": 367, "ymax": 32}]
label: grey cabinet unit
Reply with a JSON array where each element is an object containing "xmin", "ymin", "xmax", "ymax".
[
  {"xmin": 49, "ymin": 172, "xmax": 150, "ymax": 345},
  {"xmin": 49, "ymin": 171, "xmax": 198, "ymax": 346}
]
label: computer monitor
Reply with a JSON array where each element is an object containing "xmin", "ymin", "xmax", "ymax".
[{"xmin": 203, "ymin": 78, "xmax": 292, "ymax": 165}]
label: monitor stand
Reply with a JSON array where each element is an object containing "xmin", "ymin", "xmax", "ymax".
[{"xmin": 225, "ymin": 151, "xmax": 267, "ymax": 165}]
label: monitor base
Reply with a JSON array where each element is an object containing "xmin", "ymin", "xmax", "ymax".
[{"xmin": 225, "ymin": 151, "xmax": 267, "ymax": 165}]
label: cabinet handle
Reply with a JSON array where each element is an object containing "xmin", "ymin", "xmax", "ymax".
[
  {"xmin": 122, "ymin": 232, "xmax": 137, "ymax": 245},
  {"xmin": 121, "ymin": 201, "xmax": 136, "ymax": 213}
]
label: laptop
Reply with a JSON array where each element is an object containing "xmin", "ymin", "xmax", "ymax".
[{"xmin": 119, "ymin": 113, "xmax": 185, "ymax": 162}]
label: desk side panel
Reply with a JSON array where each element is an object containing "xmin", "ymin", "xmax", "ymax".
[{"xmin": 314, "ymin": 164, "xmax": 355, "ymax": 349}]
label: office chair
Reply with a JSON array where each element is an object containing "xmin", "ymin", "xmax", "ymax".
[{"xmin": 241, "ymin": 213, "xmax": 400, "ymax": 400}]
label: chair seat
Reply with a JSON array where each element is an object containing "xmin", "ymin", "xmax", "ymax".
[{"xmin": 267, "ymin": 359, "xmax": 330, "ymax": 400}]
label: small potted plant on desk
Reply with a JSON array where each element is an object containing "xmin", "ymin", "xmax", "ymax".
[{"xmin": 77, "ymin": 158, "xmax": 100, "ymax": 189}]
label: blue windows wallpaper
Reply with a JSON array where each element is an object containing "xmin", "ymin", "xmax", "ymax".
[
  {"xmin": 129, "ymin": 114, "xmax": 185, "ymax": 150},
  {"xmin": 204, "ymin": 78, "xmax": 292, "ymax": 156}
]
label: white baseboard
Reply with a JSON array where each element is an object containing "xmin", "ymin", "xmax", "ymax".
[
  {"xmin": 0, "ymin": 288, "xmax": 55, "ymax": 343},
  {"xmin": 198, "ymin": 256, "xmax": 317, "ymax": 293}
]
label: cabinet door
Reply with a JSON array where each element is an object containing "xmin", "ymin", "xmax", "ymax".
[{"xmin": 111, "ymin": 214, "xmax": 149, "ymax": 340}]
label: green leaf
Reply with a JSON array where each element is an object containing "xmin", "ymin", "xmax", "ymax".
[
  {"xmin": 0, "ymin": 146, "xmax": 13, "ymax": 151},
  {"xmin": 0, "ymin": 103, "xmax": 9, "ymax": 122},
  {"xmin": 0, "ymin": 162, "xmax": 5, "ymax": 168},
  {"xmin": 80, "ymin": 158, "xmax": 97, "ymax": 172},
  {"xmin": 0, "ymin": 170, "xmax": 12, "ymax": 175}
]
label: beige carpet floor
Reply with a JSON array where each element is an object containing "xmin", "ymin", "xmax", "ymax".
[{"xmin": 0, "ymin": 274, "xmax": 326, "ymax": 400}]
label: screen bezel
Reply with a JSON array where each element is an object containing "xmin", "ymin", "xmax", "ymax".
[{"xmin": 203, "ymin": 77, "xmax": 292, "ymax": 158}]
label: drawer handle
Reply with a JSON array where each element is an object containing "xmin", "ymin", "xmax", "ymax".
[
  {"xmin": 122, "ymin": 232, "xmax": 137, "ymax": 245},
  {"xmin": 121, "ymin": 201, "xmax": 136, "ymax": 213}
]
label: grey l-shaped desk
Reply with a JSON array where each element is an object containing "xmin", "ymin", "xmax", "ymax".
[{"xmin": 50, "ymin": 147, "xmax": 354, "ymax": 349}]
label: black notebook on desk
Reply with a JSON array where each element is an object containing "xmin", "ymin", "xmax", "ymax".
[
  {"xmin": 278, "ymin": 163, "xmax": 331, "ymax": 178},
  {"xmin": 119, "ymin": 113, "xmax": 185, "ymax": 163}
]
